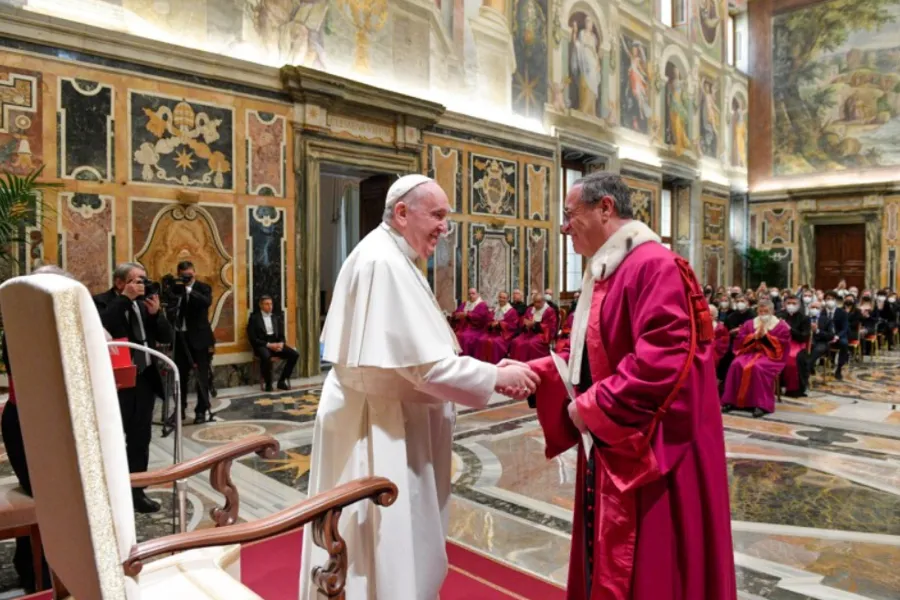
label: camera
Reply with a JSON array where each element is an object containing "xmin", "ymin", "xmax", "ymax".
[{"xmin": 140, "ymin": 277, "xmax": 161, "ymax": 298}]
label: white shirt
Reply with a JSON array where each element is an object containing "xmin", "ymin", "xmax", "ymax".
[{"xmin": 262, "ymin": 312, "xmax": 275, "ymax": 336}]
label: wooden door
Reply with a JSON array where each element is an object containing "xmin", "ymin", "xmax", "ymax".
[
  {"xmin": 815, "ymin": 224, "xmax": 866, "ymax": 290},
  {"xmin": 359, "ymin": 174, "xmax": 394, "ymax": 239}
]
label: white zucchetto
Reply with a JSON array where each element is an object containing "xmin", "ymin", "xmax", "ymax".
[{"xmin": 385, "ymin": 174, "xmax": 433, "ymax": 209}]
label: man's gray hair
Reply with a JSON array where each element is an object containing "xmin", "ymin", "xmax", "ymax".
[
  {"xmin": 382, "ymin": 182, "xmax": 430, "ymax": 223},
  {"xmin": 33, "ymin": 264, "xmax": 75, "ymax": 279},
  {"xmin": 574, "ymin": 171, "xmax": 634, "ymax": 219},
  {"xmin": 757, "ymin": 297, "xmax": 774, "ymax": 311},
  {"xmin": 113, "ymin": 262, "xmax": 144, "ymax": 282}
]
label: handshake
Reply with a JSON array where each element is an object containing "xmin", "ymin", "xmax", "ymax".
[{"xmin": 491, "ymin": 358, "xmax": 587, "ymax": 433}]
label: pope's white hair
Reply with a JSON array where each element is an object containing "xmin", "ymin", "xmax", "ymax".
[{"xmin": 382, "ymin": 182, "xmax": 432, "ymax": 223}]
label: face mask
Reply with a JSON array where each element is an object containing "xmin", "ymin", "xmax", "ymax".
[
  {"xmin": 544, "ymin": 294, "xmax": 552, "ymax": 301},
  {"xmin": 719, "ymin": 301, "xmax": 730, "ymax": 310},
  {"xmin": 731, "ymin": 292, "xmax": 739, "ymax": 299},
  {"xmin": 736, "ymin": 302, "xmax": 748, "ymax": 311},
  {"xmin": 809, "ymin": 308, "xmax": 820, "ymax": 318},
  {"xmin": 877, "ymin": 295, "xmax": 886, "ymax": 302},
  {"xmin": 890, "ymin": 297, "xmax": 897, "ymax": 304},
  {"xmin": 803, "ymin": 296, "xmax": 812, "ymax": 304},
  {"xmin": 786, "ymin": 304, "xmax": 799, "ymax": 314},
  {"xmin": 825, "ymin": 300, "xmax": 836, "ymax": 309},
  {"xmin": 844, "ymin": 301, "xmax": 854, "ymax": 308},
  {"xmin": 837, "ymin": 290, "xmax": 847, "ymax": 298},
  {"xmin": 850, "ymin": 290, "xmax": 859, "ymax": 298},
  {"xmin": 770, "ymin": 290, "xmax": 779, "ymax": 298}
]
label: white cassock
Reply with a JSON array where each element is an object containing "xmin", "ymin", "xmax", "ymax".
[{"xmin": 299, "ymin": 222, "xmax": 498, "ymax": 600}]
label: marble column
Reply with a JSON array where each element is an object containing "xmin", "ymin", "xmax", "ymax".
[
  {"xmin": 798, "ymin": 220, "xmax": 814, "ymax": 287},
  {"xmin": 469, "ymin": 0, "xmax": 516, "ymax": 109},
  {"xmin": 688, "ymin": 180, "xmax": 703, "ymax": 271},
  {"xmin": 865, "ymin": 215, "xmax": 882, "ymax": 289}
]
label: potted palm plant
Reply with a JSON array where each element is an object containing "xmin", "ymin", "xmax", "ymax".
[{"xmin": 0, "ymin": 166, "xmax": 55, "ymax": 278}]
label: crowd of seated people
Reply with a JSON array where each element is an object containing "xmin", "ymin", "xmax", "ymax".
[
  {"xmin": 708, "ymin": 280, "xmax": 899, "ymax": 418},
  {"xmin": 454, "ymin": 289, "xmax": 573, "ymax": 365}
]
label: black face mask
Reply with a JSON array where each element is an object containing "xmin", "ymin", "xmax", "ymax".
[
  {"xmin": 731, "ymin": 292, "xmax": 739, "ymax": 299},
  {"xmin": 844, "ymin": 301, "xmax": 854, "ymax": 308}
]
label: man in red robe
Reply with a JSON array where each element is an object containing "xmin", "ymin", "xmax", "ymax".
[
  {"xmin": 509, "ymin": 292, "xmax": 558, "ymax": 361},
  {"xmin": 709, "ymin": 304, "xmax": 730, "ymax": 368},
  {"xmin": 477, "ymin": 291, "xmax": 521, "ymax": 364},
  {"xmin": 451, "ymin": 288, "xmax": 492, "ymax": 356},
  {"xmin": 517, "ymin": 172, "xmax": 736, "ymax": 599}
]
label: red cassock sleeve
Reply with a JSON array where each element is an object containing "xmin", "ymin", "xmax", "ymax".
[
  {"xmin": 468, "ymin": 302, "xmax": 492, "ymax": 329},
  {"xmin": 528, "ymin": 350, "xmax": 582, "ymax": 459},
  {"xmin": 574, "ymin": 261, "xmax": 695, "ymax": 492}
]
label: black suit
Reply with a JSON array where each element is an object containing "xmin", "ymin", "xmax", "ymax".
[
  {"xmin": 94, "ymin": 288, "xmax": 172, "ymax": 477},
  {"xmin": 777, "ymin": 310, "xmax": 811, "ymax": 394},
  {"xmin": 717, "ymin": 309, "xmax": 756, "ymax": 381},
  {"xmin": 247, "ymin": 311, "xmax": 298, "ymax": 386},
  {"xmin": 511, "ymin": 301, "xmax": 527, "ymax": 316},
  {"xmin": 808, "ymin": 307, "xmax": 849, "ymax": 375},
  {"xmin": 166, "ymin": 280, "xmax": 215, "ymax": 418}
]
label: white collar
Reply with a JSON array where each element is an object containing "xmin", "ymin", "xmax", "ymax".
[
  {"xmin": 588, "ymin": 220, "xmax": 661, "ymax": 281},
  {"xmin": 381, "ymin": 222, "xmax": 418, "ymax": 261},
  {"xmin": 753, "ymin": 314, "xmax": 780, "ymax": 333},
  {"xmin": 569, "ymin": 220, "xmax": 660, "ymax": 385},
  {"xmin": 495, "ymin": 304, "xmax": 512, "ymax": 316},
  {"xmin": 465, "ymin": 297, "xmax": 484, "ymax": 311},
  {"xmin": 532, "ymin": 304, "xmax": 548, "ymax": 320}
]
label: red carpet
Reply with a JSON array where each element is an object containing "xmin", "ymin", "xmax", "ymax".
[{"xmin": 240, "ymin": 529, "xmax": 565, "ymax": 600}]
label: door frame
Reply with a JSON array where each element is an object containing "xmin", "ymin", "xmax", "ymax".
[
  {"xmin": 294, "ymin": 136, "xmax": 421, "ymax": 377},
  {"xmin": 799, "ymin": 211, "xmax": 881, "ymax": 291}
]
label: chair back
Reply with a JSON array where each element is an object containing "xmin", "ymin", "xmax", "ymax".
[{"xmin": 0, "ymin": 275, "xmax": 138, "ymax": 599}]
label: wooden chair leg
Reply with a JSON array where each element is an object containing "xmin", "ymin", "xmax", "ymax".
[{"xmin": 29, "ymin": 524, "xmax": 43, "ymax": 592}]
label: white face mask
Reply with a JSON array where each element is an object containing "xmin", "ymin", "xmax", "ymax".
[
  {"xmin": 719, "ymin": 301, "xmax": 730, "ymax": 310},
  {"xmin": 825, "ymin": 300, "xmax": 836, "ymax": 309},
  {"xmin": 771, "ymin": 290, "xmax": 779, "ymax": 298},
  {"xmin": 877, "ymin": 295, "xmax": 886, "ymax": 302},
  {"xmin": 837, "ymin": 290, "xmax": 847, "ymax": 298},
  {"xmin": 802, "ymin": 296, "xmax": 813, "ymax": 304},
  {"xmin": 890, "ymin": 297, "xmax": 897, "ymax": 304},
  {"xmin": 544, "ymin": 294, "xmax": 552, "ymax": 301},
  {"xmin": 809, "ymin": 308, "xmax": 820, "ymax": 318},
  {"xmin": 786, "ymin": 304, "xmax": 799, "ymax": 314},
  {"xmin": 736, "ymin": 302, "xmax": 748, "ymax": 311}
]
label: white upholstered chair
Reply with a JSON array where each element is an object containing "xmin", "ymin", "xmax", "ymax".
[{"xmin": 0, "ymin": 274, "xmax": 396, "ymax": 599}]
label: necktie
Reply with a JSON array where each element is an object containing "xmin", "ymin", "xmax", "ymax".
[{"xmin": 131, "ymin": 302, "xmax": 149, "ymax": 372}]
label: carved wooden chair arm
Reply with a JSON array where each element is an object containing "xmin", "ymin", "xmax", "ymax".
[
  {"xmin": 129, "ymin": 435, "xmax": 280, "ymax": 526},
  {"xmin": 123, "ymin": 476, "xmax": 398, "ymax": 581}
]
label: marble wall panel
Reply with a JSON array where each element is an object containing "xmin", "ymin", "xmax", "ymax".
[
  {"xmin": 761, "ymin": 207, "xmax": 795, "ymax": 245},
  {"xmin": 471, "ymin": 154, "xmax": 518, "ymax": 217},
  {"xmin": 882, "ymin": 199, "xmax": 899, "ymax": 290},
  {"xmin": 675, "ymin": 186, "xmax": 691, "ymax": 242},
  {"xmin": 428, "ymin": 145, "xmax": 462, "ymax": 213},
  {"xmin": 246, "ymin": 110, "xmax": 285, "ymax": 197},
  {"xmin": 526, "ymin": 227, "xmax": 548, "ymax": 297},
  {"xmin": 0, "ymin": 68, "xmax": 42, "ymax": 175},
  {"xmin": 702, "ymin": 243, "xmax": 725, "ymax": 287},
  {"xmin": 248, "ymin": 206, "xmax": 286, "ymax": 314},
  {"xmin": 58, "ymin": 78, "xmax": 114, "ymax": 181},
  {"xmin": 429, "ymin": 220, "xmax": 461, "ymax": 314},
  {"xmin": 132, "ymin": 201, "xmax": 235, "ymax": 343},
  {"xmin": 469, "ymin": 224, "xmax": 519, "ymax": 306},
  {"xmin": 703, "ymin": 199, "xmax": 727, "ymax": 242},
  {"xmin": 630, "ymin": 187, "xmax": 655, "ymax": 230},
  {"xmin": 58, "ymin": 192, "xmax": 114, "ymax": 294},
  {"xmin": 129, "ymin": 91, "xmax": 234, "ymax": 190},
  {"xmin": 769, "ymin": 246, "xmax": 794, "ymax": 290},
  {"xmin": 525, "ymin": 164, "xmax": 549, "ymax": 221}
]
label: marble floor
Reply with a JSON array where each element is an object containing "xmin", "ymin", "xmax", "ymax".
[{"xmin": 3, "ymin": 353, "xmax": 900, "ymax": 599}]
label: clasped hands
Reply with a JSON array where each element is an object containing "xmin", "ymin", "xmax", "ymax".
[{"xmin": 493, "ymin": 359, "xmax": 586, "ymax": 432}]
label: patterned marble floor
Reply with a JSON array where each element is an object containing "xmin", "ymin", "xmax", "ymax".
[{"xmin": 3, "ymin": 355, "xmax": 900, "ymax": 599}]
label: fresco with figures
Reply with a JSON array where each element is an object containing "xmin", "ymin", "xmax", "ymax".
[
  {"xmin": 665, "ymin": 60, "xmax": 692, "ymax": 155},
  {"xmin": 619, "ymin": 31, "xmax": 653, "ymax": 134},
  {"xmin": 699, "ymin": 74, "xmax": 721, "ymax": 159},
  {"xmin": 564, "ymin": 9, "xmax": 605, "ymax": 118},
  {"xmin": 773, "ymin": 0, "xmax": 900, "ymax": 175}
]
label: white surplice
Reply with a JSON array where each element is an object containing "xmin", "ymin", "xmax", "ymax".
[{"xmin": 299, "ymin": 223, "xmax": 498, "ymax": 600}]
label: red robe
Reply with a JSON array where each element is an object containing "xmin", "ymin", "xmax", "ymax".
[
  {"xmin": 529, "ymin": 243, "xmax": 736, "ymax": 600},
  {"xmin": 476, "ymin": 304, "xmax": 520, "ymax": 364},
  {"xmin": 510, "ymin": 305, "xmax": 558, "ymax": 361},
  {"xmin": 714, "ymin": 321, "xmax": 730, "ymax": 367},
  {"xmin": 452, "ymin": 300, "xmax": 491, "ymax": 357},
  {"xmin": 555, "ymin": 310, "xmax": 575, "ymax": 353}
]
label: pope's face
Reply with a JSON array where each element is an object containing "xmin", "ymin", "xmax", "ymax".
[{"xmin": 399, "ymin": 182, "xmax": 450, "ymax": 259}]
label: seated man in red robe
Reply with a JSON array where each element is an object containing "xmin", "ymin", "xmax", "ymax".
[
  {"xmin": 555, "ymin": 306, "xmax": 575, "ymax": 353},
  {"xmin": 710, "ymin": 304, "xmax": 730, "ymax": 368},
  {"xmin": 721, "ymin": 298, "xmax": 791, "ymax": 418},
  {"xmin": 509, "ymin": 292, "xmax": 557, "ymax": 361},
  {"xmin": 476, "ymin": 291, "xmax": 520, "ymax": 364},
  {"xmin": 514, "ymin": 172, "xmax": 736, "ymax": 599},
  {"xmin": 451, "ymin": 287, "xmax": 491, "ymax": 356}
]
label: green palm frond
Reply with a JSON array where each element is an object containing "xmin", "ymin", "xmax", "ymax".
[{"xmin": 0, "ymin": 166, "xmax": 60, "ymax": 271}]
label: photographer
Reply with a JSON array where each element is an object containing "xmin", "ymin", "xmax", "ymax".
[
  {"xmin": 94, "ymin": 262, "xmax": 172, "ymax": 514},
  {"xmin": 164, "ymin": 260, "xmax": 215, "ymax": 425}
]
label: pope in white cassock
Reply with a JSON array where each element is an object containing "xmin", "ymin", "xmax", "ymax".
[{"xmin": 299, "ymin": 175, "xmax": 539, "ymax": 599}]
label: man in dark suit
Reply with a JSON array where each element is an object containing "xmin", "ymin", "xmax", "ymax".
[
  {"xmin": 247, "ymin": 295, "xmax": 298, "ymax": 391},
  {"xmin": 808, "ymin": 290, "xmax": 850, "ymax": 380},
  {"xmin": 165, "ymin": 260, "xmax": 215, "ymax": 424},
  {"xmin": 94, "ymin": 262, "xmax": 172, "ymax": 513}
]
